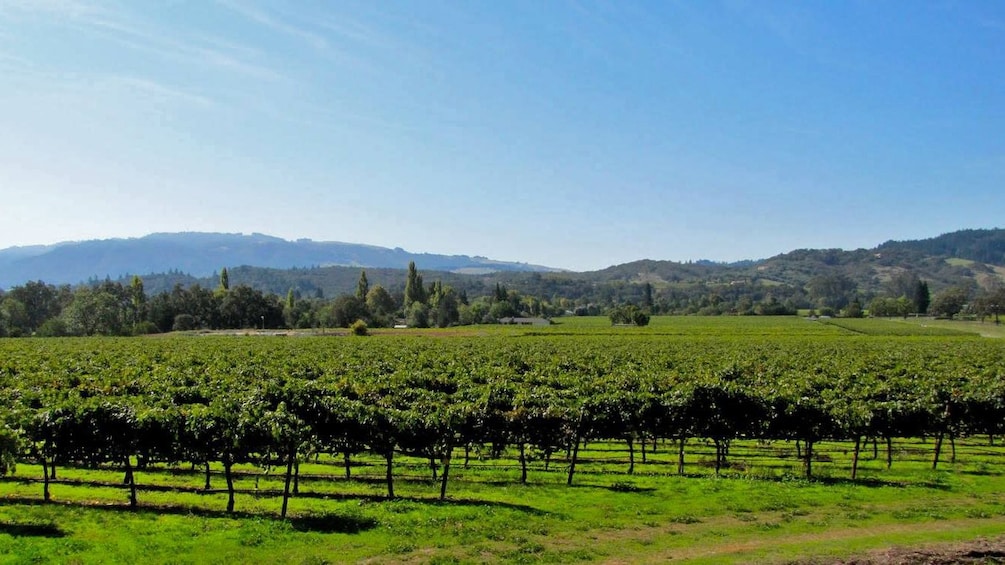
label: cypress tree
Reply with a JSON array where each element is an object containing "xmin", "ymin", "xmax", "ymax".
[
  {"xmin": 356, "ymin": 270, "xmax": 369, "ymax": 301},
  {"xmin": 404, "ymin": 262, "xmax": 426, "ymax": 307},
  {"xmin": 915, "ymin": 280, "xmax": 931, "ymax": 315},
  {"xmin": 643, "ymin": 282, "xmax": 654, "ymax": 311}
]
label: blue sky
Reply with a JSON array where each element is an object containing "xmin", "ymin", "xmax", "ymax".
[{"xmin": 1, "ymin": 1, "xmax": 1003, "ymax": 271}]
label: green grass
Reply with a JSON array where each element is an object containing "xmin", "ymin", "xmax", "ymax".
[
  {"xmin": 219, "ymin": 315, "xmax": 998, "ymax": 340},
  {"xmin": 436, "ymin": 315, "xmax": 993, "ymax": 339},
  {"xmin": 892, "ymin": 317, "xmax": 1005, "ymax": 339},
  {"xmin": 480, "ymin": 315, "xmax": 850, "ymax": 337},
  {"xmin": 818, "ymin": 317, "xmax": 980, "ymax": 336},
  {"xmin": 4, "ymin": 437, "xmax": 1005, "ymax": 563}
]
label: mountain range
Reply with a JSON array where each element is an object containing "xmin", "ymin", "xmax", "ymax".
[
  {"xmin": 0, "ymin": 232, "xmax": 558, "ymax": 290},
  {"xmin": 1, "ymin": 229, "xmax": 1004, "ymax": 303}
]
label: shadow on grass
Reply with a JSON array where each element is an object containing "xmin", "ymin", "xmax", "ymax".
[
  {"xmin": 958, "ymin": 469, "xmax": 1003, "ymax": 477},
  {"xmin": 0, "ymin": 495, "xmax": 265, "ymax": 520},
  {"xmin": 0, "ymin": 489, "xmax": 547, "ymax": 520},
  {"xmin": 0, "ymin": 498, "xmax": 378, "ymax": 534},
  {"xmin": 464, "ymin": 470, "xmax": 947, "ymax": 493},
  {"xmin": 1, "ymin": 474, "xmax": 552, "ymax": 515},
  {"xmin": 288, "ymin": 513, "xmax": 377, "ymax": 533},
  {"xmin": 2, "ymin": 474, "xmax": 447, "ymax": 493},
  {"xmin": 810, "ymin": 475, "xmax": 953, "ymax": 491},
  {"xmin": 0, "ymin": 520, "xmax": 65, "ymax": 538},
  {"xmin": 272, "ymin": 491, "xmax": 550, "ymax": 515},
  {"xmin": 541, "ymin": 481, "xmax": 657, "ymax": 494}
]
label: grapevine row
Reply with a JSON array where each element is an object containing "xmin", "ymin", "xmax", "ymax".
[{"xmin": 1, "ymin": 334, "xmax": 1003, "ymax": 517}]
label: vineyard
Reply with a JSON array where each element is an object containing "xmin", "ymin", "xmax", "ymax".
[{"xmin": 2, "ymin": 317, "xmax": 1005, "ymax": 562}]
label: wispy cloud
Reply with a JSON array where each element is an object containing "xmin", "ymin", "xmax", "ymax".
[
  {"xmin": 313, "ymin": 12, "xmax": 433, "ymax": 77},
  {"xmin": 107, "ymin": 76, "xmax": 214, "ymax": 107},
  {"xmin": 217, "ymin": 0, "xmax": 328, "ymax": 50},
  {"xmin": 84, "ymin": 13, "xmax": 286, "ymax": 82},
  {"xmin": 0, "ymin": 0, "xmax": 102, "ymax": 19},
  {"xmin": 318, "ymin": 16, "xmax": 393, "ymax": 50},
  {"xmin": 2, "ymin": 0, "xmax": 286, "ymax": 83},
  {"xmin": 0, "ymin": 59, "xmax": 216, "ymax": 109},
  {"xmin": 214, "ymin": 1, "xmax": 388, "ymax": 76}
]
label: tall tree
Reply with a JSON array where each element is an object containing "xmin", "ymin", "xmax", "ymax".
[
  {"xmin": 406, "ymin": 302, "xmax": 430, "ymax": 328},
  {"xmin": 404, "ymin": 262, "xmax": 425, "ymax": 308},
  {"xmin": 284, "ymin": 288, "xmax": 297, "ymax": 329},
  {"xmin": 62, "ymin": 286, "xmax": 128, "ymax": 336},
  {"xmin": 0, "ymin": 298, "xmax": 29, "ymax": 337},
  {"xmin": 428, "ymin": 280, "xmax": 443, "ymax": 308},
  {"xmin": 366, "ymin": 285, "xmax": 396, "ymax": 320},
  {"xmin": 886, "ymin": 271, "xmax": 920, "ymax": 302},
  {"xmin": 806, "ymin": 274, "xmax": 856, "ymax": 310},
  {"xmin": 356, "ymin": 270, "xmax": 370, "ymax": 301},
  {"xmin": 7, "ymin": 281, "xmax": 61, "ymax": 334},
  {"xmin": 128, "ymin": 276, "xmax": 146, "ymax": 328},
  {"xmin": 327, "ymin": 295, "xmax": 367, "ymax": 328},
  {"xmin": 929, "ymin": 287, "xmax": 968, "ymax": 318},
  {"xmin": 218, "ymin": 285, "xmax": 283, "ymax": 329},
  {"xmin": 219, "ymin": 268, "xmax": 230, "ymax": 292},
  {"xmin": 914, "ymin": 280, "xmax": 930, "ymax": 315},
  {"xmin": 434, "ymin": 286, "xmax": 460, "ymax": 328},
  {"xmin": 973, "ymin": 286, "xmax": 1005, "ymax": 324}
]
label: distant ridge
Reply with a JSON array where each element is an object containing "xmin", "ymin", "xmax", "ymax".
[
  {"xmin": 877, "ymin": 228, "xmax": 1005, "ymax": 265},
  {"xmin": 568, "ymin": 229, "xmax": 1005, "ymax": 302},
  {"xmin": 0, "ymin": 232, "xmax": 561, "ymax": 289},
  {"xmin": 2, "ymin": 229, "xmax": 1003, "ymax": 296}
]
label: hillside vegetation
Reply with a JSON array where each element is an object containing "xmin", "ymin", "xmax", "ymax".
[{"xmin": 3, "ymin": 229, "xmax": 1005, "ymax": 337}]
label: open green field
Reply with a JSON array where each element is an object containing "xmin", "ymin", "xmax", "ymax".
[
  {"xmin": 369, "ymin": 313, "xmax": 986, "ymax": 338},
  {"xmin": 888, "ymin": 316, "xmax": 1005, "ymax": 339},
  {"xmin": 2, "ymin": 316, "xmax": 1005, "ymax": 563}
]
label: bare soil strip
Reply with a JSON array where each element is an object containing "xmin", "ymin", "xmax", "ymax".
[{"xmin": 593, "ymin": 517, "xmax": 1005, "ymax": 563}]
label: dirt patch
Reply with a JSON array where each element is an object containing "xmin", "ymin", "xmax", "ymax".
[
  {"xmin": 632, "ymin": 516, "xmax": 1005, "ymax": 563},
  {"xmin": 802, "ymin": 536, "xmax": 1005, "ymax": 564}
]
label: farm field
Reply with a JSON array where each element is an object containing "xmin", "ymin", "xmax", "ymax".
[
  {"xmin": 2, "ymin": 316, "xmax": 1005, "ymax": 563},
  {"xmin": 889, "ymin": 317, "xmax": 1005, "ymax": 339}
]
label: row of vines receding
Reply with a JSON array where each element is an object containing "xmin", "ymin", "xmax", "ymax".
[{"xmin": 1, "ymin": 335, "xmax": 1004, "ymax": 517}]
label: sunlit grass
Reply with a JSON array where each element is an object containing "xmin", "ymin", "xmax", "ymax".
[
  {"xmin": 891, "ymin": 317, "xmax": 1005, "ymax": 339},
  {"xmin": 3, "ymin": 436, "xmax": 1005, "ymax": 563}
]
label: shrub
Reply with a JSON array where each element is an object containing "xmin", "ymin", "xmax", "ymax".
[
  {"xmin": 36, "ymin": 318, "xmax": 68, "ymax": 337},
  {"xmin": 609, "ymin": 305, "xmax": 650, "ymax": 326},
  {"xmin": 172, "ymin": 314, "xmax": 197, "ymax": 332},
  {"xmin": 132, "ymin": 321, "xmax": 161, "ymax": 335},
  {"xmin": 406, "ymin": 303, "xmax": 429, "ymax": 328}
]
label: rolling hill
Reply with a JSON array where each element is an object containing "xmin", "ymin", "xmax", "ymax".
[
  {"xmin": 2, "ymin": 229, "xmax": 1003, "ymax": 308},
  {"xmin": 0, "ymin": 232, "xmax": 559, "ymax": 289},
  {"xmin": 115, "ymin": 229, "xmax": 1005, "ymax": 307}
]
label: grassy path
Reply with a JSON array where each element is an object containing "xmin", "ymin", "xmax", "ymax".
[{"xmin": 640, "ymin": 517, "xmax": 1005, "ymax": 563}]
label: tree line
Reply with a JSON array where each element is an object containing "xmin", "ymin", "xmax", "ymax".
[
  {"xmin": 3, "ymin": 263, "xmax": 1004, "ymax": 337},
  {"xmin": 0, "ymin": 263, "xmax": 569, "ymax": 337}
]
